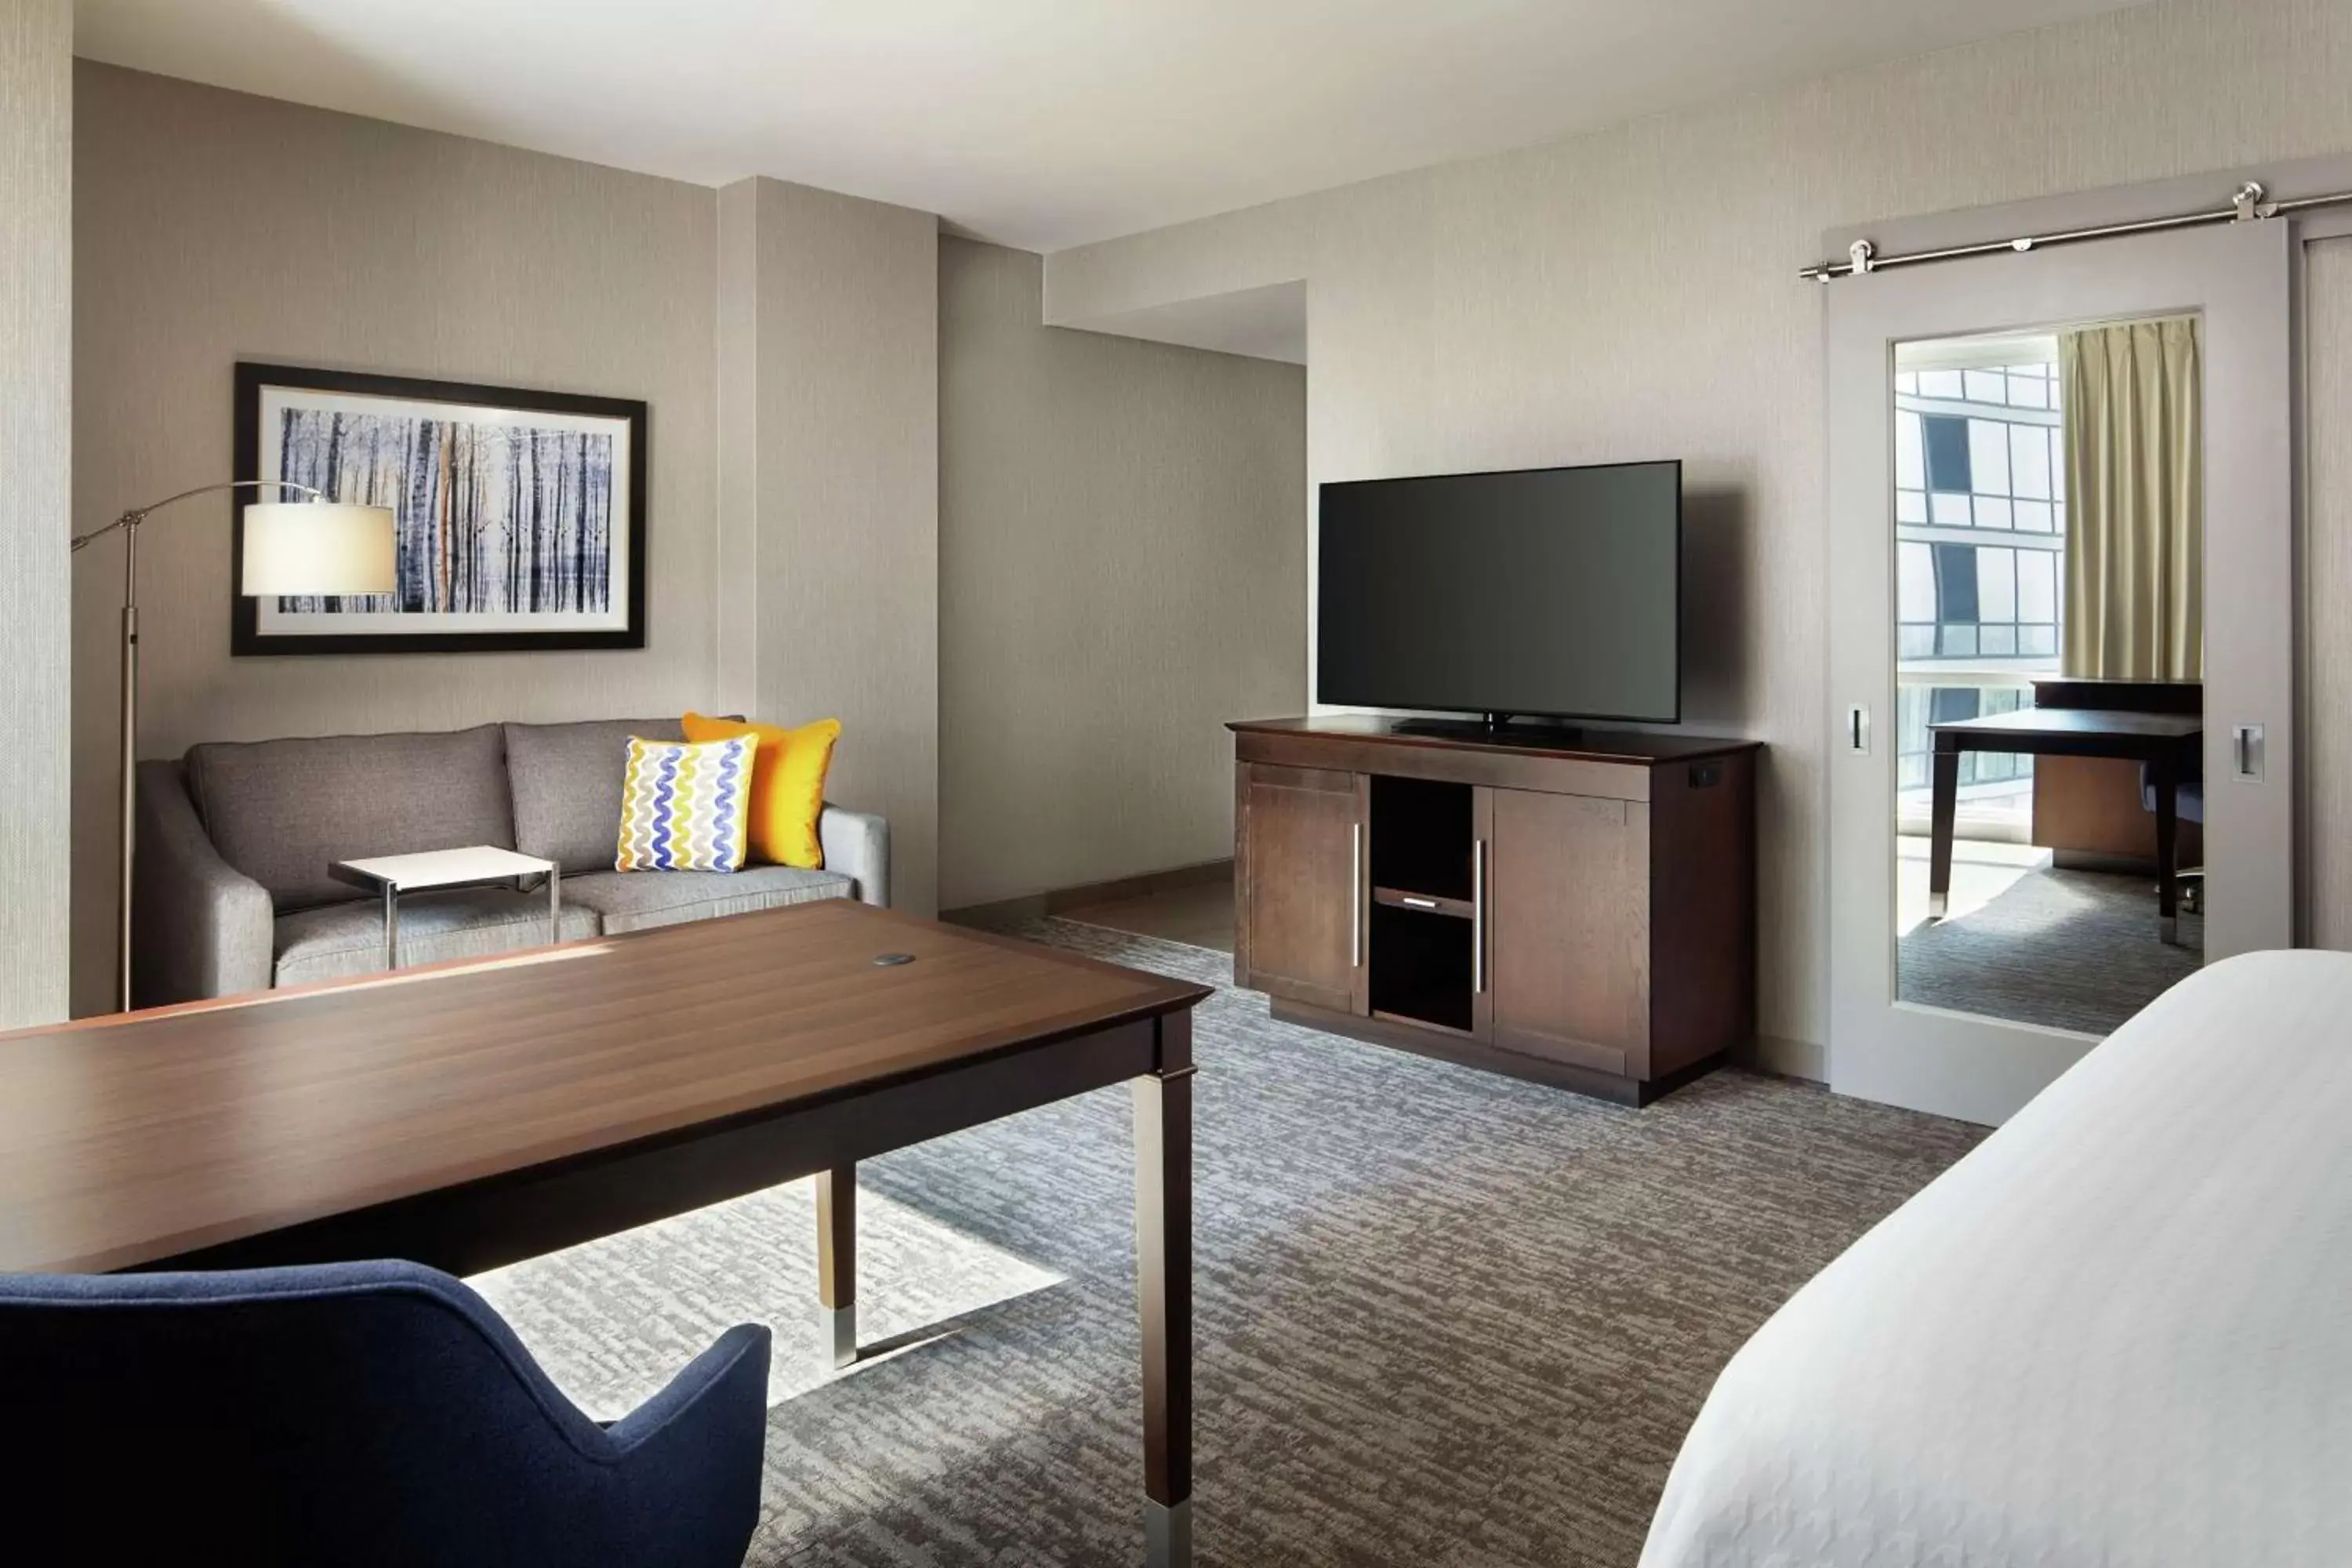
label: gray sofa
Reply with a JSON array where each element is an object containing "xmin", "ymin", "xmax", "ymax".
[{"xmin": 134, "ymin": 717, "xmax": 890, "ymax": 1006}]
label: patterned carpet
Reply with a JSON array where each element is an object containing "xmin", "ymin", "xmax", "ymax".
[
  {"xmin": 1900, "ymin": 866, "xmax": 2203, "ymax": 1036},
  {"xmin": 474, "ymin": 919, "xmax": 1983, "ymax": 1567}
]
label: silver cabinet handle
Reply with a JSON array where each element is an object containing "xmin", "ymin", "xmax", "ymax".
[
  {"xmin": 1472, "ymin": 838, "xmax": 1486, "ymax": 994},
  {"xmin": 1349, "ymin": 822, "xmax": 1362, "ymax": 967}
]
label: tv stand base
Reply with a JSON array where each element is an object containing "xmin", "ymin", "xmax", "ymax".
[{"xmin": 1269, "ymin": 999, "xmax": 1726, "ymax": 1107}]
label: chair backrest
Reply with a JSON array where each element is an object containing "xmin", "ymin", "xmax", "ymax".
[{"xmin": 0, "ymin": 1260, "xmax": 729, "ymax": 1565}]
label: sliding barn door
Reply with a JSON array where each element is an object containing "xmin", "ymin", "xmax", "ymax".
[{"xmin": 1826, "ymin": 220, "xmax": 2293, "ymax": 1125}]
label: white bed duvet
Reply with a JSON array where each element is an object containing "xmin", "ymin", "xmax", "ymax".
[{"xmin": 1641, "ymin": 951, "xmax": 2352, "ymax": 1568}]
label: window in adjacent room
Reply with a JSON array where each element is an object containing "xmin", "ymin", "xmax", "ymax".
[{"xmin": 1892, "ymin": 336, "xmax": 2065, "ymax": 839}]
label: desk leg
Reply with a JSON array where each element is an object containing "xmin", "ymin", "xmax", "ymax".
[
  {"xmin": 2154, "ymin": 751, "xmax": 2180, "ymax": 944},
  {"xmin": 383, "ymin": 885, "xmax": 400, "ymax": 971},
  {"xmin": 816, "ymin": 1164, "xmax": 856, "ymax": 1369},
  {"xmin": 1929, "ymin": 742, "xmax": 1959, "ymax": 919},
  {"xmin": 1135, "ymin": 1011, "xmax": 1195, "ymax": 1568}
]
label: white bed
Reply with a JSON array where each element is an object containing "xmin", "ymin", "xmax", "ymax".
[{"xmin": 1641, "ymin": 950, "xmax": 2352, "ymax": 1568}]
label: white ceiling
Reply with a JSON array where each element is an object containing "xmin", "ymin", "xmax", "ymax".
[{"xmin": 75, "ymin": 0, "xmax": 2143, "ymax": 254}]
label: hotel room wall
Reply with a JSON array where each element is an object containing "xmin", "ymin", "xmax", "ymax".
[
  {"xmin": 71, "ymin": 64, "xmax": 720, "ymax": 1014},
  {"xmin": 937, "ymin": 237, "xmax": 1306, "ymax": 910},
  {"xmin": 1044, "ymin": 0, "xmax": 2352, "ymax": 1072},
  {"xmin": 2305, "ymin": 238, "xmax": 2352, "ymax": 948},
  {"xmin": 723, "ymin": 176, "xmax": 942, "ymax": 916},
  {"xmin": 71, "ymin": 67, "xmax": 950, "ymax": 1010},
  {"xmin": 0, "ymin": 0, "xmax": 73, "ymax": 1027}
]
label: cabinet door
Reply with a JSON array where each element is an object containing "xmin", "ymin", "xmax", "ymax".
[
  {"xmin": 1236, "ymin": 764, "xmax": 1365, "ymax": 1014},
  {"xmin": 1484, "ymin": 787, "xmax": 1649, "ymax": 1076}
]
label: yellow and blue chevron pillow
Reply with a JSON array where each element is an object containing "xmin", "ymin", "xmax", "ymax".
[{"xmin": 615, "ymin": 734, "xmax": 755, "ymax": 873}]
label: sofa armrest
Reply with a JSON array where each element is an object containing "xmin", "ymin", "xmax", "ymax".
[
  {"xmin": 818, "ymin": 804, "xmax": 890, "ymax": 908},
  {"xmin": 134, "ymin": 760, "xmax": 276, "ymax": 1007}
]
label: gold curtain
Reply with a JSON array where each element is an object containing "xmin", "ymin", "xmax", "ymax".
[{"xmin": 2060, "ymin": 315, "xmax": 2203, "ymax": 679}]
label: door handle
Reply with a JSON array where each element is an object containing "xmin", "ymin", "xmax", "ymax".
[
  {"xmin": 2233, "ymin": 724, "xmax": 2264, "ymax": 782},
  {"xmin": 1349, "ymin": 822, "xmax": 1362, "ymax": 967},
  {"xmin": 1472, "ymin": 838, "xmax": 1486, "ymax": 994},
  {"xmin": 1847, "ymin": 704, "xmax": 1870, "ymax": 755}
]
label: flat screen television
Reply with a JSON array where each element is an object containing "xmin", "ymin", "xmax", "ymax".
[{"xmin": 1316, "ymin": 459, "xmax": 1681, "ymax": 727}]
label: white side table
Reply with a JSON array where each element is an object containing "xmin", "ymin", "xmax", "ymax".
[{"xmin": 327, "ymin": 846, "xmax": 561, "ymax": 971}]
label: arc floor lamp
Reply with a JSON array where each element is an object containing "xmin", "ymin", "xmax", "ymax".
[{"xmin": 72, "ymin": 482, "xmax": 397, "ymax": 1011}]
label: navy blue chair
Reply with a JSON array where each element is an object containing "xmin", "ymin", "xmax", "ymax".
[{"xmin": 0, "ymin": 1260, "xmax": 770, "ymax": 1566}]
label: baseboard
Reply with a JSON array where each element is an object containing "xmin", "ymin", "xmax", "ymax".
[
  {"xmin": 942, "ymin": 859, "xmax": 1233, "ymax": 929},
  {"xmin": 1745, "ymin": 1033, "xmax": 1825, "ymax": 1083}
]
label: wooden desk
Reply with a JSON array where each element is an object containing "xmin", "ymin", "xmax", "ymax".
[
  {"xmin": 1929, "ymin": 708, "xmax": 2203, "ymax": 942},
  {"xmin": 0, "ymin": 900, "xmax": 1210, "ymax": 1566}
]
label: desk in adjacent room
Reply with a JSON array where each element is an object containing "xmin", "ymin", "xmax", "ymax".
[
  {"xmin": 1929, "ymin": 707, "xmax": 2203, "ymax": 942},
  {"xmin": 2028, "ymin": 677, "xmax": 2204, "ymax": 869}
]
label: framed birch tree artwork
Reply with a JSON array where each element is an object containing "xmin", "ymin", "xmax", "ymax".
[{"xmin": 231, "ymin": 362, "xmax": 648, "ymax": 655}]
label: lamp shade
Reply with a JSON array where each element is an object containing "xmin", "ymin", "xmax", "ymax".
[{"xmin": 240, "ymin": 501, "xmax": 397, "ymax": 597}]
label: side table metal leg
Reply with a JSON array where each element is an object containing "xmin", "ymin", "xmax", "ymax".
[
  {"xmin": 548, "ymin": 864, "xmax": 562, "ymax": 946},
  {"xmin": 383, "ymin": 884, "xmax": 400, "ymax": 971}
]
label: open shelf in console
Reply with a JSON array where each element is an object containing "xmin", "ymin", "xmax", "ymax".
[
  {"xmin": 1367, "ymin": 775, "xmax": 1477, "ymax": 1033},
  {"xmin": 1369, "ymin": 775, "xmax": 1472, "ymax": 903},
  {"xmin": 1368, "ymin": 900, "xmax": 1473, "ymax": 1033},
  {"xmin": 1373, "ymin": 887, "xmax": 1472, "ymax": 919}
]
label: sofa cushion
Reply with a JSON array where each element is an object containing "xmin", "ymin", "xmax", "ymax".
[
  {"xmin": 682, "ymin": 712, "xmax": 840, "ymax": 869},
  {"xmin": 273, "ymin": 887, "xmax": 600, "ymax": 987},
  {"xmin": 188, "ymin": 725, "xmax": 514, "ymax": 913},
  {"xmin": 615, "ymin": 735, "xmax": 756, "ymax": 873},
  {"xmin": 560, "ymin": 865, "xmax": 851, "ymax": 935},
  {"xmin": 504, "ymin": 718, "xmax": 684, "ymax": 876}
]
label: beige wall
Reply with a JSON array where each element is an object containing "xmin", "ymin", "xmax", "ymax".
[
  {"xmin": 1043, "ymin": 0, "xmax": 2352, "ymax": 1061},
  {"xmin": 2307, "ymin": 237, "xmax": 2352, "ymax": 947},
  {"xmin": 715, "ymin": 179, "xmax": 761, "ymax": 723},
  {"xmin": 720, "ymin": 176, "xmax": 942, "ymax": 914},
  {"xmin": 67, "ymin": 64, "xmax": 1316, "ymax": 993},
  {"xmin": 938, "ymin": 238, "xmax": 1306, "ymax": 909},
  {"xmin": 73, "ymin": 64, "xmax": 720, "ymax": 1013},
  {"xmin": 0, "ymin": 0, "xmax": 72, "ymax": 1027},
  {"xmin": 71, "ymin": 67, "xmax": 946, "ymax": 1010}
]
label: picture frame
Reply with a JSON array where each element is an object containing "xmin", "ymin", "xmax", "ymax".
[{"xmin": 231, "ymin": 362, "xmax": 648, "ymax": 655}]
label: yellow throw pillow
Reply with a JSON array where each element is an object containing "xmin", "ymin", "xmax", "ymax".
[
  {"xmin": 682, "ymin": 711, "xmax": 840, "ymax": 868},
  {"xmin": 615, "ymin": 734, "xmax": 755, "ymax": 873}
]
